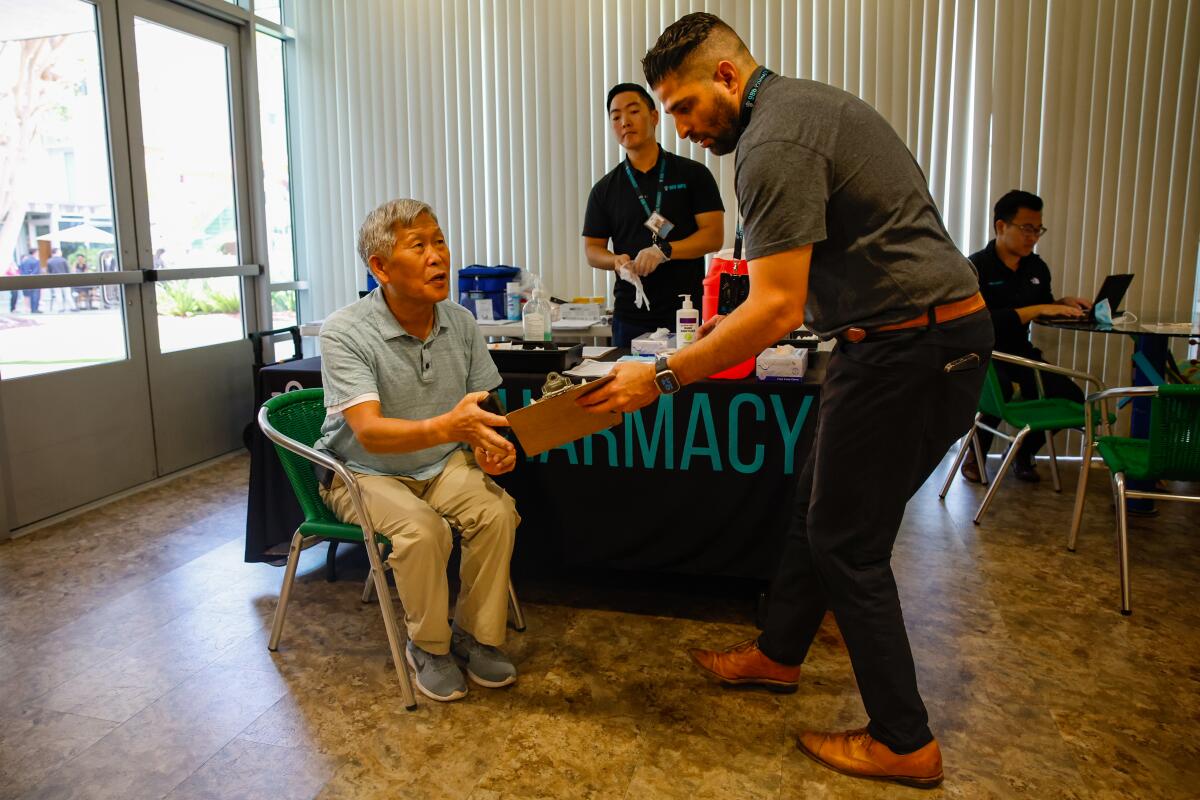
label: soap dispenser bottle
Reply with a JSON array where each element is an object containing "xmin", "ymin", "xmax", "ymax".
[
  {"xmin": 522, "ymin": 286, "xmax": 553, "ymax": 343},
  {"xmin": 676, "ymin": 294, "xmax": 699, "ymax": 348}
]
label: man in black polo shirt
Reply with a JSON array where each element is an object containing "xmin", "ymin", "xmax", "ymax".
[
  {"xmin": 582, "ymin": 82, "xmax": 724, "ymax": 346},
  {"xmin": 964, "ymin": 190, "xmax": 1090, "ymax": 483}
]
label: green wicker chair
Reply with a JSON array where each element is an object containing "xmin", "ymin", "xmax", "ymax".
[
  {"xmin": 940, "ymin": 351, "xmax": 1112, "ymax": 524},
  {"xmin": 258, "ymin": 388, "xmax": 526, "ymax": 710},
  {"xmin": 1068, "ymin": 384, "xmax": 1200, "ymax": 614}
]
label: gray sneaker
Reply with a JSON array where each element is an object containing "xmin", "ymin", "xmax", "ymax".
[
  {"xmin": 451, "ymin": 624, "xmax": 517, "ymax": 688},
  {"xmin": 405, "ymin": 641, "xmax": 468, "ymax": 702}
]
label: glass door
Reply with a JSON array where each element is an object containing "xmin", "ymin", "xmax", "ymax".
[
  {"xmin": 117, "ymin": 0, "xmax": 258, "ymax": 475},
  {"xmin": 0, "ymin": 0, "xmax": 157, "ymax": 529}
]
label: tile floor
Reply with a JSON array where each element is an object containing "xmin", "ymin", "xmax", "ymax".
[{"xmin": 0, "ymin": 451, "xmax": 1197, "ymax": 799}]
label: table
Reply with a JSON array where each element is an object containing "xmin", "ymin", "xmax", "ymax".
[
  {"xmin": 1036, "ymin": 312, "xmax": 1199, "ymax": 511},
  {"xmin": 301, "ymin": 319, "xmax": 613, "ymax": 344},
  {"xmin": 245, "ymin": 353, "xmax": 824, "ymax": 580}
]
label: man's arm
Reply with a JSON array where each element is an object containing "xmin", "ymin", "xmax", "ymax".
[
  {"xmin": 661, "ymin": 210, "xmax": 724, "ymax": 261},
  {"xmin": 578, "ymin": 244, "xmax": 811, "ymax": 413},
  {"xmin": 583, "ymin": 236, "xmax": 630, "ymax": 272},
  {"xmin": 342, "ymin": 394, "xmax": 513, "ymax": 457}
]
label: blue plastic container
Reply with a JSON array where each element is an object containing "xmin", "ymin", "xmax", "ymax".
[{"xmin": 458, "ymin": 265, "xmax": 520, "ymax": 318}]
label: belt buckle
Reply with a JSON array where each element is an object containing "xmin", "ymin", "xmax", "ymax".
[{"xmin": 844, "ymin": 327, "xmax": 867, "ymax": 343}]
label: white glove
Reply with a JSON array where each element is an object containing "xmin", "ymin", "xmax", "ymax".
[
  {"xmin": 631, "ymin": 244, "xmax": 668, "ymax": 277},
  {"xmin": 617, "ymin": 265, "xmax": 651, "ymax": 310}
]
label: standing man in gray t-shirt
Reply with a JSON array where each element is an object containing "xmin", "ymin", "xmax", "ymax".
[{"xmin": 581, "ymin": 13, "xmax": 992, "ymax": 788}]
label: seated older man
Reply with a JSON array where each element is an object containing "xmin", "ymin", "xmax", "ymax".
[{"xmin": 315, "ymin": 198, "xmax": 520, "ymax": 702}]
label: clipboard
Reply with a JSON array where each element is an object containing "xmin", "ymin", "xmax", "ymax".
[{"xmin": 506, "ymin": 374, "xmax": 621, "ymax": 456}]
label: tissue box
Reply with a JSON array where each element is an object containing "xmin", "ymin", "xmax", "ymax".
[
  {"xmin": 631, "ymin": 332, "xmax": 675, "ymax": 355},
  {"xmin": 756, "ymin": 346, "xmax": 809, "ymax": 381}
]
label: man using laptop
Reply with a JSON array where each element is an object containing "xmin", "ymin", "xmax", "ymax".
[{"xmin": 966, "ymin": 190, "xmax": 1089, "ymax": 483}]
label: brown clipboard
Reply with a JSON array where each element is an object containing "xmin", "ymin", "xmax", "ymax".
[{"xmin": 506, "ymin": 374, "xmax": 621, "ymax": 456}]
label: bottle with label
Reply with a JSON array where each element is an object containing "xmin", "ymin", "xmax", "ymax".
[
  {"xmin": 522, "ymin": 287, "xmax": 553, "ymax": 343},
  {"xmin": 506, "ymin": 281, "xmax": 522, "ymax": 321},
  {"xmin": 676, "ymin": 293, "xmax": 699, "ymax": 348}
]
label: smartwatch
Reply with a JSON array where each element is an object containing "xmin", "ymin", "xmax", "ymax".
[
  {"xmin": 656, "ymin": 238, "xmax": 673, "ymax": 260},
  {"xmin": 654, "ymin": 355, "xmax": 682, "ymax": 394}
]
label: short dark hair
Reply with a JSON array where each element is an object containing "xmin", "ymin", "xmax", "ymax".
[
  {"xmin": 606, "ymin": 83, "xmax": 655, "ymax": 113},
  {"xmin": 642, "ymin": 12, "xmax": 732, "ymax": 87},
  {"xmin": 994, "ymin": 190, "xmax": 1043, "ymax": 224}
]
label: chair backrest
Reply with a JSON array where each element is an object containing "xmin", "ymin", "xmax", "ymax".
[
  {"xmin": 261, "ymin": 388, "xmax": 340, "ymax": 525},
  {"xmin": 1147, "ymin": 384, "xmax": 1200, "ymax": 480},
  {"xmin": 978, "ymin": 360, "xmax": 1008, "ymax": 419}
]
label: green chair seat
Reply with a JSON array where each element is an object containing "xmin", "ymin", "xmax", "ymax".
[
  {"xmin": 1096, "ymin": 437, "xmax": 1152, "ymax": 481},
  {"xmin": 298, "ymin": 519, "xmax": 366, "ymax": 541},
  {"xmin": 1001, "ymin": 398, "xmax": 1087, "ymax": 431}
]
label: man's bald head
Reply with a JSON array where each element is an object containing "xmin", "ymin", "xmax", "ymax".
[{"xmin": 641, "ymin": 12, "xmax": 753, "ymax": 88}]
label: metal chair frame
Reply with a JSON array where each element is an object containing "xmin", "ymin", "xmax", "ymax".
[
  {"xmin": 1068, "ymin": 385, "xmax": 1200, "ymax": 615},
  {"xmin": 257, "ymin": 404, "xmax": 525, "ymax": 711},
  {"xmin": 940, "ymin": 351, "xmax": 1109, "ymax": 524}
]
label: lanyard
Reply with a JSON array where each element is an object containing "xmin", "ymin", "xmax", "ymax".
[
  {"xmin": 623, "ymin": 150, "xmax": 667, "ymax": 220},
  {"xmin": 734, "ymin": 66, "xmax": 774, "ymax": 260}
]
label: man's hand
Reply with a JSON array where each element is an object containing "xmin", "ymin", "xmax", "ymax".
[
  {"xmin": 1058, "ymin": 296, "xmax": 1092, "ymax": 311},
  {"xmin": 576, "ymin": 361, "xmax": 659, "ymax": 414},
  {"xmin": 697, "ymin": 313, "xmax": 725, "ymax": 341},
  {"xmin": 443, "ymin": 392, "xmax": 514, "ymax": 457},
  {"xmin": 612, "ymin": 253, "xmax": 632, "ymax": 272},
  {"xmin": 474, "ymin": 445, "xmax": 516, "ymax": 475},
  {"xmin": 631, "ymin": 244, "xmax": 667, "ymax": 277},
  {"xmin": 1038, "ymin": 303, "xmax": 1086, "ymax": 319}
]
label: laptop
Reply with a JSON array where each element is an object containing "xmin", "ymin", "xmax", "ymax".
[{"xmin": 1044, "ymin": 273, "xmax": 1134, "ymax": 322}]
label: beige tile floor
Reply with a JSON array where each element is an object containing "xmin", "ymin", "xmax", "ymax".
[{"xmin": 0, "ymin": 451, "xmax": 1197, "ymax": 799}]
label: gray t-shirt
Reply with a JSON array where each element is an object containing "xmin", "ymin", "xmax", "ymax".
[
  {"xmin": 314, "ymin": 290, "xmax": 502, "ymax": 479},
  {"xmin": 735, "ymin": 74, "xmax": 979, "ymax": 337}
]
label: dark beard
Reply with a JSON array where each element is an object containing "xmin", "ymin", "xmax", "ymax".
[{"xmin": 706, "ymin": 99, "xmax": 742, "ymax": 155}]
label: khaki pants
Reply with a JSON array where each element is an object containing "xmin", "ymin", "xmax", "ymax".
[{"xmin": 320, "ymin": 449, "xmax": 519, "ymax": 655}]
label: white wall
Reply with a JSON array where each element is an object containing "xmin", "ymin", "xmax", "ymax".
[{"xmin": 290, "ymin": 0, "xmax": 1200, "ymax": 389}]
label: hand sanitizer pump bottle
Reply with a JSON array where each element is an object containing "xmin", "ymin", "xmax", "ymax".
[
  {"xmin": 676, "ymin": 294, "xmax": 699, "ymax": 348},
  {"xmin": 522, "ymin": 286, "xmax": 553, "ymax": 343}
]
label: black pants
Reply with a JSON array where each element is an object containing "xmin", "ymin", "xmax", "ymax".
[
  {"xmin": 976, "ymin": 356, "xmax": 1084, "ymax": 462},
  {"xmin": 757, "ymin": 311, "xmax": 993, "ymax": 754},
  {"xmin": 611, "ymin": 315, "xmax": 667, "ymax": 348}
]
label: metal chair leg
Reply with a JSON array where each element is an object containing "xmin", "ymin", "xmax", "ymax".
[
  {"xmin": 325, "ymin": 540, "xmax": 339, "ymax": 582},
  {"xmin": 939, "ymin": 421, "xmax": 978, "ymax": 500},
  {"xmin": 1068, "ymin": 437, "xmax": 1094, "ymax": 551},
  {"xmin": 362, "ymin": 568, "xmax": 375, "ymax": 603},
  {"xmin": 1114, "ymin": 473, "xmax": 1132, "ymax": 615},
  {"xmin": 1045, "ymin": 430, "xmax": 1062, "ymax": 492},
  {"xmin": 507, "ymin": 579, "xmax": 527, "ymax": 632},
  {"xmin": 974, "ymin": 428, "xmax": 1029, "ymax": 524},
  {"xmin": 268, "ymin": 530, "xmax": 305, "ymax": 651},
  {"xmin": 370, "ymin": 565, "xmax": 418, "ymax": 710}
]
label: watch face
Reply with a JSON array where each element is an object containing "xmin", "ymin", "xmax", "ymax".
[{"xmin": 655, "ymin": 371, "xmax": 681, "ymax": 394}]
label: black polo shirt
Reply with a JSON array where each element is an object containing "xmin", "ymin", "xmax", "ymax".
[
  {"xmin": 969, "ymin": 239, "xmax": 1054, "ymax": 357},
  {"xmin": 582, "ymin": 145, "xmax": 724, "ymax": 325}
]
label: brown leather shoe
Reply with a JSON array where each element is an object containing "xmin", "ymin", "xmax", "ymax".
[
  {"xmin": 960, "ymin": 449, "xmax": 981, "ymax": 483},
  {"xmin": 688, "ymin": 638, "xmax": 800, "ymax": 693},
  {"xmin": 796, "ymin": 728, "xmax": 943, "ymax": 789}
]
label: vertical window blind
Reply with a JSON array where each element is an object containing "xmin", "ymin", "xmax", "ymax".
[{"xmin": 290, "ymin": 0, "xmax": 1198, "ymax": 388}]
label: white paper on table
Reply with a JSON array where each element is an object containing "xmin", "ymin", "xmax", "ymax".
[
  {"xmin": 550, "ymin": 318, "xmax": 598, "ymax": 330},
  {"xmin": 563, "ymin": 359, "xmax": 618, "ymax": 379},
  {"xmin": 582, "ymin": 346, "xmax": 616, "ymax": 359},
  {"xmin": 1142, "ymin": 322, "xmax": 1198, "ymax": 334}
]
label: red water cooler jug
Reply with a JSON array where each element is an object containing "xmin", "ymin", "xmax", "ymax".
[{"xmin": 702, "ymin": 254, "xmax": 755, "ymax": 379}]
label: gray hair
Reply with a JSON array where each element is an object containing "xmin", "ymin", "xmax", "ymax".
[{"xmin": 357, "ymin": 198, "xmax": 439, "ymax": 266}]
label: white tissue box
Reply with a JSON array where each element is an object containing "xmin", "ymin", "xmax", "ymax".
[
  {"xmin": 756, "ymin": 346, "xmax": 809, "ymax": 381},
  {"xmin": 631, "ymin": 332, "xmax": 675, "ymax": 355},
  {"xmin": 561, "ymin": 302, "xmax": 602, "ymax": 321}
]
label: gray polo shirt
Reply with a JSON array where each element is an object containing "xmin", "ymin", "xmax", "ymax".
[
  {"xmin": 735, "ymin": 74, "xmax": 979, "ymax": 337},
  {"xmin": 314, "ymin": 290, "xmax": 502, "ymax": 479}
]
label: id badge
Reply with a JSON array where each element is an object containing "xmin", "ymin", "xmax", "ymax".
[{"xmin": 644, "ymin": 212, "xmax": 674, "ymax": 238}]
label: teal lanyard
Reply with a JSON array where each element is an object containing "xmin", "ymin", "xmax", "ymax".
[{"xmin": 623, "ymin": 152, "xmax": 667, "ymax": 220}]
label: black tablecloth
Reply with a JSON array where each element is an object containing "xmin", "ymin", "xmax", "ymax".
[{"xmin": 246, "ymin": 354, "xmax": 823, "ymax": 580}]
